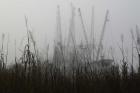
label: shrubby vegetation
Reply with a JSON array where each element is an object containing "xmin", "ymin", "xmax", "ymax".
[{"xmin": 0, "ymin": 58, "xmax": 140, "ymax": 93}]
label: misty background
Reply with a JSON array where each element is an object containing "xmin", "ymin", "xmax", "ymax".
[{"xmin": 0, "ymin": 0, "xmax": 140, "ymax": 68}]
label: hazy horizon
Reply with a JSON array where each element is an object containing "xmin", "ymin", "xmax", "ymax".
[{"xmin": 0, "ymin": 0, "xmax": 140, "ymax": 67}]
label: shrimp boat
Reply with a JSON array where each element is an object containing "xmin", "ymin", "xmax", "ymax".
[{"xmin": 53, "ymin": 5, "xmax": 114, "ymax": 72}]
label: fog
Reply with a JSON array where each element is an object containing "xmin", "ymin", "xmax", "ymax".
[{"xmin": 0, "ymin": 0, "xmax": 140, "ymax": 66}]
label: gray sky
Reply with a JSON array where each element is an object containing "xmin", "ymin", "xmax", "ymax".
[{"xmin": 0, "ymin": 0, "xmax": 140, "ymax": 67}]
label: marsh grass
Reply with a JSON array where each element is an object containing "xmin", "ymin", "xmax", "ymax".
[{"xmin": 0, "ymin": 7, "xmax": 140, "ymax": 93}]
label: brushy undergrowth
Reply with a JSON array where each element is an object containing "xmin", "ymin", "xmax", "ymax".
[{"xmin": 0, "ymin": 60, "xmax": 139, "ymax": 93}]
